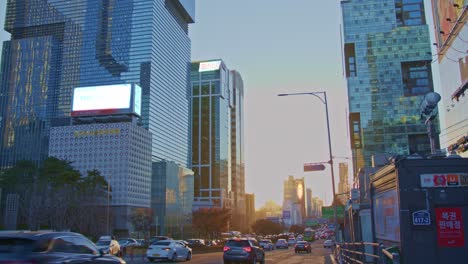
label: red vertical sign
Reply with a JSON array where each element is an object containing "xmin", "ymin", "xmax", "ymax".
[{"xmin": 436, "ymin": 207, "xmax": 465, "ymax": 247}]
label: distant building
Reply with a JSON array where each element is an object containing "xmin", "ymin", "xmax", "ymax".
[
  {"xmin": 306, "ymin": 188, "xmax": 313, "ymax": 217},
  {"xmin": 283, "ymin": 176, "xmax": 306, "ymax": 221},
  {"xmin": 245, "ymin": 193, "xmax": 255, "ymax": 233},
  {"xmin": 311, "ymin": 197, "xmax": 324, "ymax": 218},
  {"xmin": 338, "ymin": 163, "xmax": 350, "ymax": 204},
  {"xmin": 430, "ymin": 1, "xmax": 468, "ymax": 157},
  {"xmin": 341, "ymin": 0, "xmax": 438, "ymax": 173}
]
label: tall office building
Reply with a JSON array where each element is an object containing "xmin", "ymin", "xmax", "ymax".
[
  {"xmin": 230, "ymin": 70, "xmax": 246, "ymax": 230},
  {"xmin": 341, "ymin": 0, "xmax": 438, "ymax": 170},
  {"xmin": 306, "ymin": 188, "xmax": 313, "ymax": 217},
  {"xmin": 283, "ymin": 176, "xmax": 306, "ymax": 222},
  {"xmin": 245, "ymin": 193, "xmax": 255, "ymax": 233},
  {"xmin": 0, "ymin": 1, "xmax": 9, "ymax": 64},
  {"xmin": 430, "ymin": 1, "xmax": 467, "ymax": 157},
  {"xmin": 191, "ymin": 60, "xmax": 233, "ymax": 209},
  {"xmin": 338, "ymin": 162, "xmax": 350, "ymax": 204},
  {"xmin": 0, "ymin": 0, "xmax": 195, "ymax": 168}
]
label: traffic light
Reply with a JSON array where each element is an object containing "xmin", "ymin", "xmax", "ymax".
[{"xmin": 420, "ymin": 92, "xmax": 441, "ymax": 116}]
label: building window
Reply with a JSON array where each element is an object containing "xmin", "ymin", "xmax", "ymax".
[
  {"xmin": 401, "ymin": 61, "xmax": 433, "ymax": 96},
  {"xmin": 344, "ymin": 43, "xmax": 357, "ymax": 77},
  {"xmin": 395, "ymin": 0, "xmax": 425, "ymax": 26},
  {"xmin": 408, "ymin": 134, "xmax": 431, "ymax": 155}
]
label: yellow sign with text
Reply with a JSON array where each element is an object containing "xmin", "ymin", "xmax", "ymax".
[{"xmin": 74, "ymin": 128, "xmax": 121, "ymax": 138}]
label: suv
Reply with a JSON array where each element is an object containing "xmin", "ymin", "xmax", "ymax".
[
  {"xmin": 0, "ymin": 231, "xmax": 125, "ymax": 264},
  {"xmin": 223, "ymin": 238, "xmax": 265, "ymax": 264}
]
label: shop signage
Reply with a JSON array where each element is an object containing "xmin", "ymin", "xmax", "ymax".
[
  {"xmin": 420, "ymin": 173, "xmax": 468, "ymax": 188},
  {"xmin": 436, "ymin": 207, "xmax": 465, "ymax": 247}
]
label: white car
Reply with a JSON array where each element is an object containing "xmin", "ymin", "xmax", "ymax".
[
  {"xmin": 287, "ymin": 238, "xmax": 296, "ymax": 246},
  {"xmin": 146, "ymin": 240, "xmax": 192, "ymax": 262},
  {"xmin": 323, "ymin": 239, "xmax": 335, "ymax": 248}
]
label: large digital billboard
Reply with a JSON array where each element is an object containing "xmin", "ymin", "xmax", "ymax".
[{"xmin": 71, "ymin": 84, "xmax": 141, "ymax": 117}]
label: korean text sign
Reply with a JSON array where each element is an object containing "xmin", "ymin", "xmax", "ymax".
[{"xmin": 436, "ymin": 207, "xmax": 465, "ymax": 247}]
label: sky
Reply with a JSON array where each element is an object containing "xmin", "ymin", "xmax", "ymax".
[{"xmin": 189, "ymin": 0, "xmax": 351, "ymax": 208}]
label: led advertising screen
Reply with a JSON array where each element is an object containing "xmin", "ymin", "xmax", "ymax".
[
  {"xmin": 72, "ymin": 84, "xmax": 140, "ymax": 117},
  {"xmin": 199, "ymin": 60, "xmax": 221, "ymax": 72}
]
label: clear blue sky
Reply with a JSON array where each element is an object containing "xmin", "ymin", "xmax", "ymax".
[{"xmin": 189, "ymin": 0, "xmax": 351, "ymax": 208}]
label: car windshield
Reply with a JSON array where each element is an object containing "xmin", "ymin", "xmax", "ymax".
[{"xmin": 96, "ymin": 240, "xmax": 110, "ymax": 246}]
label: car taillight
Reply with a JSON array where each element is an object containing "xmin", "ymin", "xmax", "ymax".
[
  {"xmin": 242, "ymin": 247, "xmax": 252, "ymax": 253},
  {"xmin": 223, "ymin": 246, "xmax": 230, "ymax": 252}
]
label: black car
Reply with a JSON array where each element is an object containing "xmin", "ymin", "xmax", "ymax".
[
  {"xmin": 294, "ymin": 241, "xmax": 312, "ymax": 253},
  {"xmin": 223, "ymin": 238, "xmax": 265, "ymax": 264},
  {"xmin": 0, "ymin": 231, "xmax": 126, "ymax": 264}
]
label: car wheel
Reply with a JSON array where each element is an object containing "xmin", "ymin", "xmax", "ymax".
[
  {"xmin": 186, "ymin": 252, "xmax": 192, "ymax": 261},
  {"xmin": 171, "ymin": 253, "xmax": 177, "ymax": 262},
  {"xmin": 147, "ymin": 258, "xmax": 155, "ymax": 262},
  {"xmin": 251, "ymin": 255, "xmax": 257, "ymax": 264},
  {"xmin": 260, "ymin": 254, "xmax": 265, "ymax": 264}
]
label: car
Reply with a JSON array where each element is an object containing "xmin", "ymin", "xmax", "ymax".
[
  {"xmin": 294, "ymin": 241, "xmax": 312, "ymax": 253},
  {"xmin": 259, "ymin": 239, "xmax": 274, "ymax": 250},
  {"xmin": 148, "ymin": 236, "xmax": 170, "ymax": 245},
  {"xmin": 95, "ymin": 236, "xmax": 121, "ymax": 255},
  {"xmin": 118, "ymin": 238, "xmax": 139, "ymax": 248},
  {"xmin": 0, "ymin": 231, "xmax": 126, "ymax": 264},
  {"xmin": 323, "ymin": 239, "xmax": 335, "ymax": 248},
  {"xmin": 146, "ymin": 240, "xmax": 192, "ymax": 262},
  {"xmin": 287, "ymin": 238, "xmax": 296, "ymax": 246},
  {"xmin": 275, "ymin": 238, "xmax": 289, "ymax": 249},
  {"xmin": 223, "ymin": 238, "xmax": 265, "ymax": 264},
  {"xmin": 186, "ymin": 238, "xmax": 206, "ymax": 247}
]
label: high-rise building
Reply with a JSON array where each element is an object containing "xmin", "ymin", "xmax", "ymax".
[
  {"xmin": 0, "ymin": 0, "xmax": 195, "ymax": 168},
  {"xmin": 230, "ymin": 70, "xmax": 246, "ymax": 230},
  {"xmin": 430, "ymin": 1, "xmax": 467, "ymax": 157},
  {"xmin": 283, "ymin": 176, "xmax": 306, "ymax": 222},
  {"xmin": 0, "ymin": 1, "xmax": 9, "ymax": 64},
  {"xmin": 341, "ymin": 0, "xmax": 438, "ymax": 170},
  {"xmin": 245, "ymin": 193, "xmax": 255, "ymax": 233},
  {"xmin": 306, "ymin": 188, "xmax": 313, "ymax": 217},
  {"xmin": 191, "ymin": 60, "xmax": 233, "ymax": 209},
  {"xmin": 338, "ymin": 162, "xmax": 350, "ymax": 204}
]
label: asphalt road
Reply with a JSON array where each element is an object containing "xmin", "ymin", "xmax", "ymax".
[{"xmin": 124, "ymin": 240, "xmax": 333, "ymax": 264}]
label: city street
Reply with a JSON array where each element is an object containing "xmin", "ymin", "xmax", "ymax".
[{"xmin": 123, "ymin": 240, "xmax": 333, "ymax": 264}]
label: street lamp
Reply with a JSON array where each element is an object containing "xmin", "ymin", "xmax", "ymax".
[{"xmin": 278, "ymin": 91, "xmax": 338, "ymax": 225}]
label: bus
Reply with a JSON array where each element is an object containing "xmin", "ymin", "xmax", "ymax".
[{"xmin": 304, "ymin": 228, "xmax": 315, "ymax": 242}]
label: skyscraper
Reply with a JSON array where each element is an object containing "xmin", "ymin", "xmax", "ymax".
[
  {"xmin": 338, "ymin": 162, "xmax": 350, "ymax": 204},
  {"xmin": 341, "ymin": 0, "xmax": 438, "ymax": 170},
  {"xmin": 306, "ymin": 188, "xmax": 313, "ymax": 217},
  {"xmin": 230, "ymin": 70, "xmax": 246, "ymax": 230},
  {"xmin": 430, "ymin": 1, "xmax": 467, "ymax": 157},
  {"xmin": 0, "ymin": 0, "xmax": 195, "ymax": 168},
  {"xmin": 191, "ymin": 60, "xmax": 233, "ymax": 209}
]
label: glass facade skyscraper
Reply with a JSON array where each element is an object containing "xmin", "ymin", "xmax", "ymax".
[
  {"xmin": 191, "ymin": 60, "xmax": 233, "ymax": 208},
  {"xmin": 0, "ymin": 0, "xmax": 194, "ymax": 168},
  {"xmin": 341, "ymin": 0, "xmax": 438, "ymax": 168}
]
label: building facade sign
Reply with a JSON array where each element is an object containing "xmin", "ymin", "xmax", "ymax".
[
  {"xmin": 436, "ymin": 207, "xmax": 465, "ymax": 247},
  {"xmin": 420, "ymin": 173, "xmax": 468, "ymax": 188}
]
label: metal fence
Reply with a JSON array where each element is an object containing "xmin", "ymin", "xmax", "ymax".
[{"xmin": 334, "ymin": 242, "xmax": 400, "ymax": 264}]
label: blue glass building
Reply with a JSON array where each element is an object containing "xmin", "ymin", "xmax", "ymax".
[
  {"xmin": 191, "ymin": 60, "xmax": 233, "ymax": 209},
  {"xmin": 0, "ymin": 0, "xmax": 194, "ymax": 168},
  {"xmin": 341, "ymin": 0, "xmax": 438, "ymax": 169}
]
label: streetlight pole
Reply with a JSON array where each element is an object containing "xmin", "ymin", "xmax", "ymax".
[{"xmin": 278, "ymin": 91, "xmax": 338, "ymax": 225}]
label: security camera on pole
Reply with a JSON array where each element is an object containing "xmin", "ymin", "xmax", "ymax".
[{"xmin": 420, "ymin": 92, "xmax": 441, "ymax": 154}]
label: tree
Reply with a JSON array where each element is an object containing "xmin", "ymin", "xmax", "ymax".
[
  {"xmin": 0, "ymin": 158, "xmax": 109, "ymax": 237},
  {"xmin": 251, "ymin": 219, "xmax": 283, "ymax": 236},
  {"xmin": 192, "ymin": 207, "xmax": 231, "ymax": 239},
  {"xmin": 130, "ymin": 208, "xmax": 153, "ymax": 239},
  {"xmin": 289, "ymin": 225, "xmax": 305, "ymax": 234}
]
